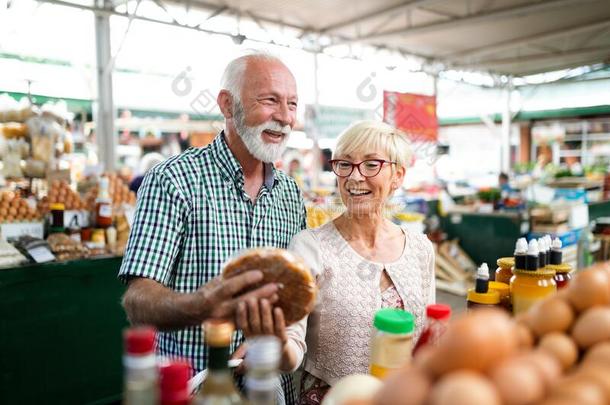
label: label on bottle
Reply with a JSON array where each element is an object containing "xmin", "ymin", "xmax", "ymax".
[
  {"xmin": 99, "ymin": 204, "xmax": 112, "ymax": 218},
  {"xmin": 27, "ymin": 246, "xmax": 56, "ymax": 263}
]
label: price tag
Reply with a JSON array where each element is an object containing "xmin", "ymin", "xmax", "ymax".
[{"xmin": 27, "ymin": 246, "xmax": 56, "ymax": 263}]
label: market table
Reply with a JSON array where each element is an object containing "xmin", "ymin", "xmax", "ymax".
[{"xmin": 0, "ymin": 256, "xmax": 127, "ymax": 405}]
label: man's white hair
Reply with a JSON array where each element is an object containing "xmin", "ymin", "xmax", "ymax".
[{"xmin": 220, "ymin": 51, "xmax": 285, "ymax": 102}]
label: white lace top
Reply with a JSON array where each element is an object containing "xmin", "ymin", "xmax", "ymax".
[{"xmin": 285, "ymin": 221, "xmax": 436, "ymax": 385}]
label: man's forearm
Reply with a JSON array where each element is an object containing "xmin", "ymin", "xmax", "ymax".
[{"xmin": 122, "ymin": 278, "xmax": 204, "ymax": 331}]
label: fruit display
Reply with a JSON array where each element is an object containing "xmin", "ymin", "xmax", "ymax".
[
  {"xmin": 0, "ymin": 191, "xmax": 42, "ymax": 223},
  {"xmin": 38, "ymin": 180, "xmax": 87, "ymax": 214},
  {"xmin": 84, "ymin": 173, "xmax": 136, "ymax": 210},
  {"xmin": 371, "ymin": 262, "xmax": 610, "ymax": 405}
]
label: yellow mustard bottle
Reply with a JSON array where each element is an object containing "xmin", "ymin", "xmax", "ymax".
[{"xmin": 510, "ymin": 238, "xmax": 556, "ymax": 315}]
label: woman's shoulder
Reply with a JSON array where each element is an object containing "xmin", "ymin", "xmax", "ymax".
[{"xmin": 401, "ymin": 227, "xmax": 434, "ymax": 255}]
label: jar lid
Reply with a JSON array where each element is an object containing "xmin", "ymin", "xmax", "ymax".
[
  {"xmin": 50, "ymin": 203, "xmax": 65, "ymax": 210},
  {"xmin": 467, "ymin": 288, "xmax": 500, "ymax": 305},
  {"xmin": 489, "ymin": 281, "xmax": 510, "ymax": 295},
  {"xmin": 124, "ymin": 326, "xmax": 156, "ymax": 354},
  {"xmin": 426, "ymin": 304, "xmax": 451, "ymax": 320},
  {"xmin": 497, "ymin": 257, "xmax": 515, "ymax": 268},
  {"xmin": 547, "ymin": 263, "xmax": 571, "ymax": 273},
  {"xmin": 513, "ymin": 268, "xmax": 556, "ymax": 277},
  {"xmin": 373, "ymin": 308, "xmax": 414, "ymax": 334}
]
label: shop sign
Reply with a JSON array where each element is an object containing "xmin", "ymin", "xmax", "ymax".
[
  {"xmin": 383, "ymin": 91, "xmax": 438, "ymax": 142},
  {"xmin": 305, "ymin": 105, "xmax": 373, "ymax": 140}
]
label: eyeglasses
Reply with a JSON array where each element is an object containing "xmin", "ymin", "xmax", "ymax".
[{"xmin": 329, "ymin": 159, "xmax": 396, "ymax": 178}]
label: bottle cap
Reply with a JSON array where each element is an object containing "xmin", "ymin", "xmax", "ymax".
[
  {"xmin": 50, "ymin": 203, "xmax": 65, "ymax": 210},
  {"xmin": 124, "ymin": 326, "xmax": 156, "ymax": 354},
  {"xmin": 552, "ymin": 237, "xmax": 562, "ymax": 250},
  {"xmin": 528, "ymin": 239, "xmax": 539, "ymax": 256},
  {"xmin": 245, "ymin": 336, "xmax": 281, "ymax": 370},
  {"xmin": 477, "ymin": 263, "xmax": 490, "ymax": 280},
  {"xmin": 204, "ymin": 320, "xmax": 234, "ymax": 347},
  {"xmin": 160, "ymin": 359, "xmax": 191, "ymax": 404},
  {"xmin": 374, "ymin": 308, "xmax": 414, "ymax": 334},
  {"xmin": 515, "ymin": 238, "xmax": 528, "ymax": 254},
  {"xmin": 426, "ymin": 304, "xmax": 451, "ymax": 320}
]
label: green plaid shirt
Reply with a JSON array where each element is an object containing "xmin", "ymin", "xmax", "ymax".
[{"xmin": 119, "ymin": 133, "xmax": 306, "ymax": 402}]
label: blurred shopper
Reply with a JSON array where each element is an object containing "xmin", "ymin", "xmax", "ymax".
[
  {"xmin": 129, "ymin": 152, "xmax": 165, "ymax": 194},
  {"xmin": 119, "ymin": 52, "xmax": 305, "ymax": 404}
]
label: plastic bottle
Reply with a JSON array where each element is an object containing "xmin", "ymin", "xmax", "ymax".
[
  {"xmin": 245, "ymin": 336, "xmax": 282, "ymax": 405},
  {"xmin": 467, "ymin": 263, "xmax": 501, "ymax": 310},
  {"xmin": 412, "ymin": 304, "xmax": 451, "ymax": 354},
  {"xmin": 370, "ymin": 308, "xmax": 414, "ymax": 379},
  {"xmin": 160, "ymin": 360, "xmax": 192, "ymax": 405},
  {"xmin": 123, "ymin": 326, "xmax": 158, "ymax": 405}
]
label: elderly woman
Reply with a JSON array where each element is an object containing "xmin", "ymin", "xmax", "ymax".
[{"xmin": 284, "ymin": 120, "xmax": 436, "ymax": 404}]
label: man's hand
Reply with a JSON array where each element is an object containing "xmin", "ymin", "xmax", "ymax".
[
  {"xmin": 122, "ymin": 270, "xmax": 278, "ymax": 330},
  {"xmin": 196, "ymin": 271, "xmax": 279, "ymax": 321}
]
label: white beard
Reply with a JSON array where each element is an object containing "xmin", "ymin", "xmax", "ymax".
[{"xmin": 233, "ymin": 100, "xmax": 291, "ymax": 163}]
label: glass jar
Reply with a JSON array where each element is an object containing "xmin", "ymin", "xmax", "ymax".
[
  {"xmin": 489, "ymin": 281, "xmax": 511, "ymax": 312},
  {"xmin": 510, "ymin": 268, "xmax": 557, "ymax": 315},
  {"xmin": 548, "ymin": 263, "xmax": 572, "ymax": 289},
  {"xmin": 466, "ymin": 289, "xmax": 500, "ymax": 311},
  {"xmin": 495, "ymin": 257, "xmax": 514, "ymax": 285},
  {"xmin": 370, "ymin": 308, "xmax": 414, "ymax": 379}
]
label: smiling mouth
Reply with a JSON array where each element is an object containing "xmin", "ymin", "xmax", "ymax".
[
  {"xmin": 348, "ymin": 189, "xmax": 372, "ymax": 196},
  {"xmin": 263, "ymin": 129, "xmax": 284, "ymax": 139}
]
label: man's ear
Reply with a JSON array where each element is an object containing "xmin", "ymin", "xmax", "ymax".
[{"xmin": 218, "ymin": 90, "xmax": 233, "ymax": 119}]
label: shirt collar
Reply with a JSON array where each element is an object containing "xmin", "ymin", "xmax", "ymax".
[{"xmin": 211, "ymin": 131, "xmax": 277, "ymax": 190}]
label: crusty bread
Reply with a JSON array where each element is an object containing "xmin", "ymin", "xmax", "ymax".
[{"xmin": 222, "ymin": 248, "xmax": 316, "ymax": 325}]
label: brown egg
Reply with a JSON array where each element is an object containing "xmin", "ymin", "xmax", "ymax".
[
  {"xmin": 572, "ymin": 307, "xmax": 610, "ymax": 349},
  {"xmin": 551, "ymin": 377, "xmax": 605, "ymax": 405},
  {"xmin": 0, "ymin": 208, "xmax": 7, "ymax": 216},
  {"xmin": 515, "ymin": 323, "xmax": 535, "ymax": 349},
  {"xmin": 575, "ymin": 364, "xmax": 610, "ymax": 402},
  {"xmin": 5, "ymin": 215, "xmax": 14, "ymax": 222},
  {"xmin": 429, "ymin": 371, "xmax": 500, "ymax": 405},
  {"xmin": 538, "ymin": 332, "xmax": 578, "ymax": 371},
  {"xmin": 8, "ymin": 207, "xmax": 16, "ymax": 216},
  {"xmin": 490, "ymin": 358, "xmax": 545, "ymax": 405},
  {"xmin": 412, "ymin": 345, "xmax": 437, "ymax": 377},
  {"xmin": 373, "ymin": 366, "xmax": 430, "ymax": 405},
  {"xmin": 567, "ymin": 269, "xmax": 610, "ymax": 312},
  {"xmin": 18, "ymin": 206, "xmax": 27, "ymax": 216},
  {"xmin": 428, "ymin": 309, "xmax": 517, "ymax": 375},
  {"xmin": 584, "ymin": 342, "xmax": 610, "ymax": 367},
  {"xmin": 519, "ymin": 351, "xmax": 561, "ymax": 393}
]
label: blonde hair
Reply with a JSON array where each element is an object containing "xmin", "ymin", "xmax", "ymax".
[{"xmin": 333, "ymin": 120, "xmax": 412, "ymax": 170}]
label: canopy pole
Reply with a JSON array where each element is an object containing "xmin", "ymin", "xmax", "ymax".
[
  {"xmin": 501, "ymin": 82, "xmax": 512, "ymax": 174},
  {"xmin": 94, "ymin": 0, "xmax": 116, "ymax": 172}
]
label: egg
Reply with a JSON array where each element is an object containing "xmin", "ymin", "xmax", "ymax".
[
  {"xmin": 518, "ymin": 351, "xmax": 561, "ymax": 393},
  {"xmin": 528, "ymin": 296, "xmax": 575, "ymax": 337},
  {"xmin": 567, "ymin": 269, "xmax": 610, "ymax": 312},
  {"xmin": 8, "ymin": 207, "xmax": 16, "ymax": 216},
  {"xmin": 538, "ymin": 332, "xmax": 578, "ymax": 371},
  {"xmin": 373, "ymin": 366, "xmax": 430, "ymax": 405},
  {"xmin": 322, "ymin": 374, "xmax": 383, "ymax": 405},
  {"xmin": 412, "ymin": 345, "xmax": 436, "ymax": 376},
  {"xmin": 574, "ymin": 364, "xmax": 610, "ymax": 402},
  {"xmin": 584, "ymin": 342, "xmax": 610, "ymax": 367},
  {"xmin": 515, "ymin": 322, "xmax": 535, "ymax": 349},
  {"xmin": 0, "ymin": 208, "xmax": 7, "ymax": 216},
  {"xmin": 490, "ymin": 358, "xmax": 545, "ymax": 405},
  {"xmin": 551, "ymin": 377, "xmax": 605, "ymax": 405},
  {"xmin": 572, "ymin": 307, "xmax": 610, "ymax": 349},
  {"xmin": 429, "ymin": 371, "xmax": 500, "ymax": 405},
  {"xmin": 428, "ymin": 309, "xmax": 517, "ymax": 375}
]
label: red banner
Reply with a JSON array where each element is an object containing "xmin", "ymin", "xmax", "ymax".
[{"xmin": 383, "ymin": 91, "xmax": 438, "ymax": 142}]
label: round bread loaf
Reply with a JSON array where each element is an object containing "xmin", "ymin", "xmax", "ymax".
[{"xmin": 222, "ymin": 248, "xmax": 316, "ymax": 325}]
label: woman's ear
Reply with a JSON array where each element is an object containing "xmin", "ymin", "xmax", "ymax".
[{"xmin": 393, "ymin": 165, "xmax": 406, "ymax": 189}]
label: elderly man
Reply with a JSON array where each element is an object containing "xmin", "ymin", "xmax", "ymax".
[{"xmin": 119, "ymin": 52, "xmax": 305, "ymax": 403}]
